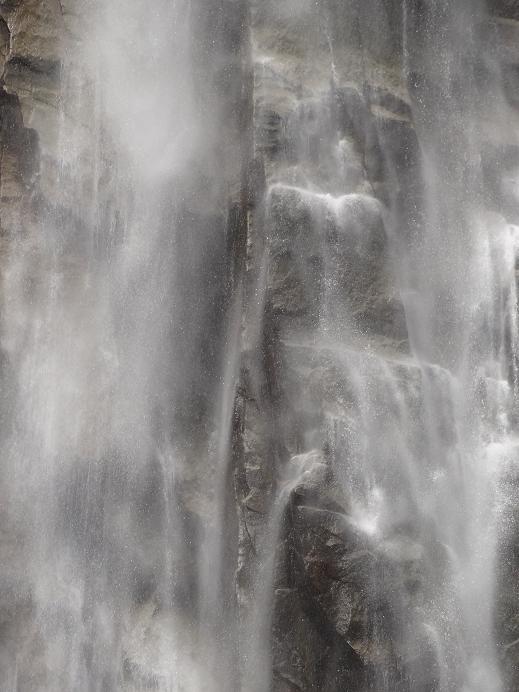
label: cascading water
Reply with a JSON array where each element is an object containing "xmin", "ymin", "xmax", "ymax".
[
  {"xmin": 1, "ymin": 0, "xmax": 519, "ymax": 690},
  {"xmin": 0, "ymin": 0, "xmax": 241, "ymax": 688}
]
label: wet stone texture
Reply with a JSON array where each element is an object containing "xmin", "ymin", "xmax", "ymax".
[
  {"xmin": 237, "ymin": 1, "xmax": 519, "ymax": 691},
  {"xmin": 1, "ymin": 1, "xmax": 519, "ymax": 691}
]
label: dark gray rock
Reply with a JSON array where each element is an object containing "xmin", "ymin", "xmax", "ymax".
[
  {"xmin": 265, "ymin": 183, "xmax": 407, "ymax": 342},
  {"xmin": 489, "ymin": 1, "xmax": 519, "ymax": 20}
]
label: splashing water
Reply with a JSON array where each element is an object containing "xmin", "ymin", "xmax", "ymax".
[{"xmin": 1, "ymin": 1, "xmax": 519, "ymax": 691}]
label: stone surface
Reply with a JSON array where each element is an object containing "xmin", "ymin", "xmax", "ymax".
[
  {"xmin": 489, "ymin": 1, "xmax": 519, "ymax": 20},
  {"xmin": 1, "ymin": 1, "xmax": 519, "ymax": 691}
]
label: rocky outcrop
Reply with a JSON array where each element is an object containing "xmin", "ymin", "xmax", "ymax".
[
  {"xmin": 0, "ymin": 1, "xmax": 63, "ymax": 219},
  {"xmin": 235, "ymin": 2, "xmax": 411, "ymax": 687},
  {"xmin": 234, "ymin": 1, "xmax": 519, "ymax": 690}
]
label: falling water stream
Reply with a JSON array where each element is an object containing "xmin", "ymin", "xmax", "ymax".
[{"xmin": 1, "ymin": 0, "xmax": 519, "ymax": 690}]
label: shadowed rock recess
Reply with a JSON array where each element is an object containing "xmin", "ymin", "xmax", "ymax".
[{"xmin": 1, "ymin": 1, "xmax": 519, "ymax": 691}]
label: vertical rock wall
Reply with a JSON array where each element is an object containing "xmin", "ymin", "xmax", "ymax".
[
  {"xmin": 236, "ymin": 1, "xmax": 519, "ymax": 690},
  {"xmin": 1, "ymin": 2, "xmax": 519, "ymax": 691}
]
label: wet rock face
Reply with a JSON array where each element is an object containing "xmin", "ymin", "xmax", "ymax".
[
  {"xmin": 0, "ymin": 0, "xmax": 63, "ymax": 232},
  {"xmin": 238, "ymin": 1, "xmax": 519, "ymax": 691},
  {"xmin": 266, "ymin": 184, "xmax": 407, "ymax": 343},
  {"xmin": 489, "ymin": 0, "xmax": 519, "ymax": 20},
  {"xmin": 2, "ymin": 1, "xmax": 519, "ymax": 691}
]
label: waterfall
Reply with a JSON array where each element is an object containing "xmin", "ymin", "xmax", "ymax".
[{"xmin": 0, "ymin": 0, "xmax": 519, "ymax": 690}]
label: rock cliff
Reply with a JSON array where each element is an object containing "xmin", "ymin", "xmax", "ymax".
[{"xmin": 1, "ymin": 1, "xmax": 519, "ymax": 691}]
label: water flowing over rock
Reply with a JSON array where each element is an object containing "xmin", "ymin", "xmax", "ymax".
[{"xmin": 0, "ymin": 1, "xmax": 519, "ymax": 691}]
